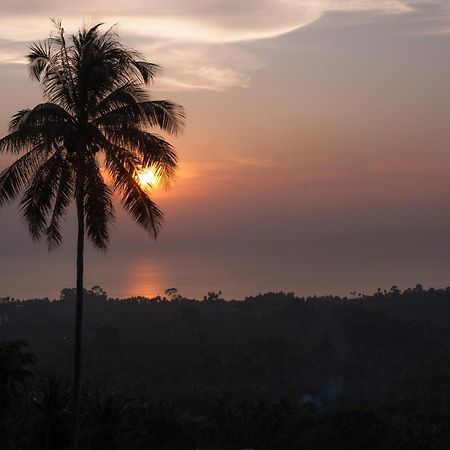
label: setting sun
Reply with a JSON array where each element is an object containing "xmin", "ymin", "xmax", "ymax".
[{"xmin": 137, "ymin": 167, "xmax": 160, "ymax": 188}]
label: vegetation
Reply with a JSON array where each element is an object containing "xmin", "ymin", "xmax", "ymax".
[
  {"xmin": 0, "ymin": 21, "xmax": 184, "ymax": 448},
  {"xmin": 1, "ymin": 286, "xmax": 450, "ymax": 448}
]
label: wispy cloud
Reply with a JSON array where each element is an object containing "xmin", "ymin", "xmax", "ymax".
[
  {"xmin": 228, "ymin": 157, "xmax": 279, "ymax": 168},
  {"xmin": 0, "ymin": 1, "xmax": 413, "ymax": 43},
  {"xmin": 0, "ymin": 0, "xmax": 416, "ymax": 91},
  {"xmin": 143, "ymin": 43, "xmax": 257, "ymax": 92}
]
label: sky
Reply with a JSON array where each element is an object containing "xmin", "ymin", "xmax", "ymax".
[{"xmin": 1, "ymin": 0, "xmax": 450, "ymax": 300}]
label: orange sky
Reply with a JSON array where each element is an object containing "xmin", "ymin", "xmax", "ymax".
[{"xmin": 1, "ymin": 1, "xmax": 450, "ymax": 299}]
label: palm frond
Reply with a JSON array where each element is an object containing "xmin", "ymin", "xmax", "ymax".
[
  {"xmin": 102, "ymin": 125, "xmax": 177, "ymax": 181},
  {"xmin": 28, "ymin": 36, "xmax": 75, "ymax": 111},
  {"xmin": 20, "ymin": 152, "xmax": 64, "ymax": 241},
  {"xmin": 9, "ymin": 110, "xmax": 31, "ymax": 132},
  {"xmin": 90, "ymin": 82, "xmax": 147, "ymax": 121},
  {"xmin": 46, "ymin": 159, "xmax": 74, "ymax": 249},
  {"xmin": 9, "ymin": 103, "xmax": 73, "ymax": 132},
  {"xmin": 88, "ymin": 125, "xmax": 140, "ymax": 168},
  {"xmin": 132, "ymin": 61, "xmax": 161, "ymax": 84},
  {"xmin": 141, "ymin": 100, "xmax": 185, "ymax": 135},
  {"xmin": 83, "ymin": 157, "xmax": 114, "ymax": 249},
  {"xmin": 96, "ymin": 99, "xmax": 185, "ymax": 135},
  {"xmin": 105, "ymin": 153, "xmax": 163, "ymax": 237},
  {"xmin": 0, "ymin": 143, "xmax": 51, "ymax": 206},
  {"xmin": 28, "ymin": 41, "xmax": 53, "ymax": 81},
  {"xmin": 0, "ymin": 123, "xmax": 65, "ymax": 154}
]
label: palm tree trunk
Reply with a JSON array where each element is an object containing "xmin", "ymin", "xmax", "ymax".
[{"xmin": 71, "ymin": 162, "xmax": 85, "ymax": 450}]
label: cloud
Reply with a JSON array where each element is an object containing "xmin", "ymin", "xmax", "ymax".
[
  {"xmin": 0, "ymin": 0, "xmax": 414, "ymax": 91},
  {"xmin": 0, "ymin": 1, "xmax": 412, "ymax": 43},
  {"xmin": 228, "ymin": 157, "xmax": 278, "ymax": 168},
  {"xmin": 143, "ymin": 43, "xmax": 257, "ymax": 92},
  {"xmin": 158, "ymin": 69, "xmax": 250, "ymax": 92}
]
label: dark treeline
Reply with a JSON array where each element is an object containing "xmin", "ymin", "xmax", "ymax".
[{"xmin": 2, "ymin": 285, "xmax": 450, "ymax": 448}]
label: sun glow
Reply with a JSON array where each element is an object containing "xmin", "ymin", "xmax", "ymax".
[{"xmin": 137, "ymin": 167, "xmax": 160, "ymax": 188}]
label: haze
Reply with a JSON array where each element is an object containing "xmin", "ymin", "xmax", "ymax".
[{"xmin": 1, "ymin": 0, "xmax": 450, "ymax": 299}]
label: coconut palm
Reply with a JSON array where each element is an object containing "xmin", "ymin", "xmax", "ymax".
[
  {"xmin": 83, "ymin": 388, "xmax": 130, "ymax": 450},
  {"xmin": 0, "ymin": 21, "xmax": 184, "ymax": 449},
  {"xmin": 0, "ymin": 340, "xmax": 36, "ymax": 419},
  {"xmin": 31, "ymin": 376, "xmax": 71, "ymax": 450},
  {"xmin": 0, "ymin": 340, "xmax": 36, "ymax": 449}
]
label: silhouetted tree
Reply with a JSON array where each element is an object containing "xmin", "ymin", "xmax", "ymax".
[
  {"xmin": 0, "ymin": 340, "xmax": 36, "ymax": 449},
  {"xmin": 0, "ymin": 340, "xmax": 35, "ymax": 420},
  {"xmin": 83, "ymin": 388, "xmax": 129, "ymax": 450},
  {"xmin": 203, "ymin": 291, "xmax": 223, "ymax": 302},
  {"xmin": 0, "ymin": 21, "xmax": 184, "ymax": 449},
  {"xmin": 30, "ymin": 376, "xmax": 71, "ymax": 450}
]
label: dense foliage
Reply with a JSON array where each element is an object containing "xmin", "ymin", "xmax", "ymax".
[{"xmin": 1, "ymin": 285, "xmax": 450, "ymax": 448}]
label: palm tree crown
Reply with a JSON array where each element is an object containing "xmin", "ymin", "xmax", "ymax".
[{"xmin": 0, "ymin": 21, "xmax": 184, "ymax": 248}]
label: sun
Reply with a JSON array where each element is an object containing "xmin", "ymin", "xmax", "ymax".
[{"xmin": 137, "ymin": 167, "xmax": 160, "ymax": 188}]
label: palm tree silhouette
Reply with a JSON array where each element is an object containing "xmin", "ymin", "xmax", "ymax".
[
  {"xmin": 31, "ymin": 376, "xmax": 71, "ymax": 449},
  {"xmin": 0, "ymin": 340, "xmax": 36, "ymax": 418},
  {"xmin": 0, "ymin": 21, "xmax": 184, "ymax": 449},
  {"xmin": 0, "ymin": 340, "xmax": 36, "ymax": 448}
]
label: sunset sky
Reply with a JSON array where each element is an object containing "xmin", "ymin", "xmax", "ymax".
[{"xmin": 1, "ymin": 0, "xmax": 450, "ymax": 299}]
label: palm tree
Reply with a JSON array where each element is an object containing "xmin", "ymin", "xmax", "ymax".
[
  {"xmin": 0, "ymin": 340, "xmax": 36, "ymax": 419},
  {"xmin": 83, "ymin": 388, "xmax": 130, "ymax": 450},
  {"xmin": 31, "ymin": 376, "xmax": 71, "ymax": 450},
  {"xmin": 0, "ymin": 340, "xmax": 36, "ymax": 449},
  {"xmin": 0, "ymin": 21, "xmax": 184, "ymax": 449}
]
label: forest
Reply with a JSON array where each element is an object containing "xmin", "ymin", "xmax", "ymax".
[{"xmin": 1, "ymin": 285, "xmax": 450, "ymax": 449}]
